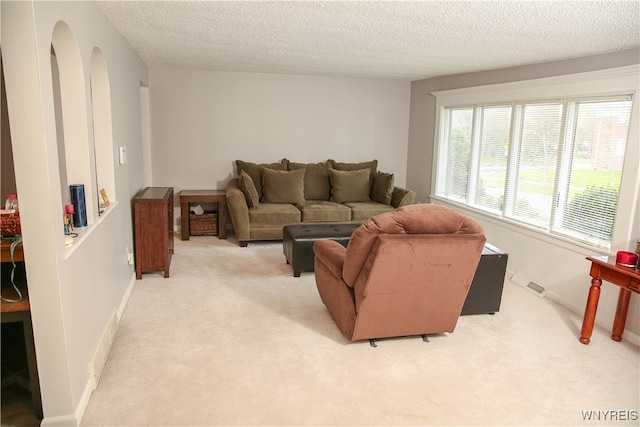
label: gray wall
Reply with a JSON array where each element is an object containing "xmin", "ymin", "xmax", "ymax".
[
  {"xmin": 148, "ymin": 69, "xmax": 411, "ymax": 195},
  {"xmin": 2, "ymin": 1, "xmax": 149, "ymax": 423}
]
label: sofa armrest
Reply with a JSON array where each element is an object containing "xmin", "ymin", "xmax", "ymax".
[
  {"xmin": 313, "ymin": 240, "xmax": 346, "ymax": 279},
  {"xmin": 226, "ymin": 179, "xmax": 251, "ymax": 244},
  {"xmin": 390, "ymin": 186, "xmax": 416, "ymax": 208}
]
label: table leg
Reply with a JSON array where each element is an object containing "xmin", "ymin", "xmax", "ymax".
[
  {"xmin": 180, "ymin": 200, "xmax": 189, "ymax": 241},
  {"xmin": 611, "ymin": 287, "xmax": 631, "ymax": 342},
  {"xmin": 579, "ymin": 277, "xmax": 602, "ymax": 345},
  {"xmin": 22, "ymin": 312, "xmax": 42, "ymax": 418},
  {"xmin": 218, "ymin": 201, "xmax": 227, "ymax": 239}
]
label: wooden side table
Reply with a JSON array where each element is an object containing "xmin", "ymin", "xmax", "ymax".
[
  {"xmin": 1, "ymin": 238, "xmax": 23, "ymax": 263},
  {"xmin": 580, "ymin": 256, "xmax": 640, "ymax": 344},
  {"xmin": 179, "ymin": 190, "xmax": 227, "ymax": 240},
  {"xmin": 1, "ymin": 281, "xmax": 42, "ymax": 419}
]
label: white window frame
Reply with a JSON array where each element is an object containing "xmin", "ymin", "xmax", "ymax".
[{"xmin": 431, "ymin": 65, "xmax": 640, "ymax": 254}]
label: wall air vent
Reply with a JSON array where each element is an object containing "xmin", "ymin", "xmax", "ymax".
[
  {"xmin": 89, "ymin": 309, "xmax": 118, "ymax": 389},
  {"xmin": 511, "ymin": 273, "xmax": 548, "ymax": 297}
]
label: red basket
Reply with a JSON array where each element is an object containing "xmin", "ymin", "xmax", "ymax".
[{"xmin": 1, "ymin": 212, "xmax": 21, "ymax": 236}]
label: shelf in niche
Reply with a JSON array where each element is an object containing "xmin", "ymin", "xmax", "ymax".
[{"xmin": 64, "ymin": 201, "xmax": 118, "ymax": 259}]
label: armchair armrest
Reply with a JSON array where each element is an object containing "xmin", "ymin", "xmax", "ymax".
[
  {"xmin": 390, "ymin": 186, "xmax": 416, "ymax": 208},
  {"xmin": 226, "ymin": 179, "xmax": 251, "ymax": 243},
  {"xmin": 313, "ymin": 240, "xmax": 346, "ymax": 279}
]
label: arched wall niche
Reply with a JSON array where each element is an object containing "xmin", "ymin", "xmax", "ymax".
[
  {"xmin": 90, "ymin": 47, "xmax": 116, "ymax": 209},
  {"xmin": 50, "ymin": 20, "xmax": 96, "ymax": 224}
]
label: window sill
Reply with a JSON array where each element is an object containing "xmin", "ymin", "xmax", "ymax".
[{"xmin": 429, "ymin": 196, "xmax": 613, "ymax": 258}]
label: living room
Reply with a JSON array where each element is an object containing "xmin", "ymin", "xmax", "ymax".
[{"xmin": 1, "ymin": 1, "xmax": 638, "ymax": 426}]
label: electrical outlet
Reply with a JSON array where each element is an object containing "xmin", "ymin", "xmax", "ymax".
[{"xmin": 126, "ymin": 247, "xmax": 134, "ymax": 265}]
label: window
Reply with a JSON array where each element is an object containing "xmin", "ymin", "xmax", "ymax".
[{"xmin": 435, "ymin": 96, "xmax": 633, "ymax": 250}]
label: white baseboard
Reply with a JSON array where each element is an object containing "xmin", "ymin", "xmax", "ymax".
[
  {"xmin": 75, "ymin": 273, "xmax": 135, "ymax": 426},
  {"xmin": 505, "ymin": 269, "xmax": 639, "ymax": 347},
  {"xmin": 546, "ymin": 290, "xmax": 640, "ymax": 347},
  {"xmin": 41, "ymin": 414, "xmax": 78, "ymax": 427},
  {"xmin": 74, "ymin": 380, "xmax": 93, "ymax": 426},
  {"xmin": 117, "ymin": 272, "xmax": 137, "ymax": 320}
]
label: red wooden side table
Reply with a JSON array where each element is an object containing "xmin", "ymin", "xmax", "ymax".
[{"xmin": 580, "ymin": 256, "xmax": 640, "ymax": 344}]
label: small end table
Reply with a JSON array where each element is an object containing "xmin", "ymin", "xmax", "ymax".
[
  {"xmin": 580, "ymin": 255, "xmax": 639, "ymax": 344},
  {"xmin": 179, "ymin": 190, "xmax": 227, "ymax": 240},
  {"xmin": 1, "ymin": 280, "xmax": 42, "ymax": 419}
]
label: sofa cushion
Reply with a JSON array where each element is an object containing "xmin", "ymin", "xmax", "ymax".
[
  {"xmin": 262, "ymin": 168, "xmax": 306, "ymax": 204},
  {"xmin": 238, "ymin": 170, "xmax": 259, "ymax": 207},
  {"xmin": 236, "ymin": 159, "xmax": 289, "ymax": 199},
  {"xmin": 289, "ymin": 161, "xmax": 331, "ymax": 201},
  {"xmin": 295, "ymin": 201, "xmax": 352, "ymax": 222},
  {"xmin": 345, "ymin": 202, "xmax": 395, "ymax": 221},
  {"xmin": 328, "ymin": 159, "xmax": 378, "ymax": 188},
  {"xmin": 248, "ymin": 203, "xmax": 302, "ymax": 223},
  {"xmin": 371, "ymin": 172, "xmax": 394, "ymax": 205},
  {"xmin": 329, "ymin": 168, "xmax": 371, "ymax": 203}
]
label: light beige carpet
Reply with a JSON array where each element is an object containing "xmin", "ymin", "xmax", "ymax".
[{"xmin": 81, "ymin": 236, "xmax": 640, "ymax": 426}]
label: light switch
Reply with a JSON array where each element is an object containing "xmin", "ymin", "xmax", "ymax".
[{"xmin": 119, "ymin": 146, "xmax": 127, "ymax": 165}]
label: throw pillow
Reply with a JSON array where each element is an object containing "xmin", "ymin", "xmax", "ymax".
[
  {"xmin": 262, "ymin": 168, "xmax": 306, "ymax": 204},
  {"xmin": 371, "ymin": 172, "xmax": 394, "ymax": 205},
  {"xmin": 289, "ymin": 161, "xmax": 331, "ymax": 200},
  {"xmin": 238, "ymin": 170, "xmax": 259, "ymax": 207},
  {"xmin": 329, "ymin": 168, "xmax": 371, "ymax": 203},
  {"xmin": 328, "ymin": 159, "xmax": 378, "ymax": 189},
  {"xmin": 236, "ymin": 159, "xmax": 289, "ymax": 199}
]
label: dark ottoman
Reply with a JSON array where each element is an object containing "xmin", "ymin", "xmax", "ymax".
[
  {"xmin": 461, "ymin": 243, "xmax": 508, "ymax": 315},
  {"xmin": 283, "ymin": 223, "xmax": 361, "ymax": 277}
]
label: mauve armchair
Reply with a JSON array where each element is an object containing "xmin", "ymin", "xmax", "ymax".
[{"xmin": 313, "ymin": 204, "xmax": 486, "ymax": 345}]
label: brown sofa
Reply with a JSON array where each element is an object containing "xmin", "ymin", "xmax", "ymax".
[
  {"xmin": 226, "ymin": 159, "xmax": 416, "ymax": 246},
  {"xmin": 313, "ymin": 204, "xmax": 486, "ymax": 344}
]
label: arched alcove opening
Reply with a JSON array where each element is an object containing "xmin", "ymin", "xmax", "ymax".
[
  {"xmin": 90, "ymin": 48, "xmax": 116, "ymax": 210},
  {"xmin": 1, "ymin": 54, "xmax": 17, "ymax": 199},
  {"xmin": 50, "ymin": 21, "xmax": 96, "ymax": 226}
]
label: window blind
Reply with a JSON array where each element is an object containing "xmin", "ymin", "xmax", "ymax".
[{"xmin": 435, "ymin": 95, "xmax": 633, "ymax": 250}]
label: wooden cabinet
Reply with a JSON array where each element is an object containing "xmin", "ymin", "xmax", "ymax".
[{"xmin": 133, "ymin": 187, "xmax": 174, "ymax": 279}]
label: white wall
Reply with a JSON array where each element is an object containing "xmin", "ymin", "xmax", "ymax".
[
  {"xmin": 408, "ymin": 49, "xmax": 640, "ymax": 344},
  {"xmin": 2, "ymin": 1, "xmax": 148, "ymax": 424},
  {"xmin": 148, "ymin": 69, "xmax": 411, "ymax": 196}
]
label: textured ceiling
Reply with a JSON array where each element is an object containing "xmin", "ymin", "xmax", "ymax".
[{"xmin": 93, "ymin": 1, "xmax": 640, "ymax": 81}]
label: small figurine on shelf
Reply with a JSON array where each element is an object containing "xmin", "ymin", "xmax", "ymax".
[{"xmin": 64, "ymin": 203, "xmax": 75, "ymax": 235}]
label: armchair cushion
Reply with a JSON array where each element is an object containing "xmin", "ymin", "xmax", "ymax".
[
  {"xmin": 329, "ymin": 168, "xmax": 371, "ymax": 203},
  {"xmin": 344, "ymin": 202, "xmax": 395, "ymax": 221},
  {"xmin": 236, "ymin": 159, "xmax": 289, "ymax": 199},
  {"xmin": 328, "ymin": 159, "xmax": 378, "ymax": 188},
  {"xmin": 248, "ymin": 203, "xmax": 301, "ymax": 223},
  {"xmin": 313, "ymin": 239, "xmax": 346, "ymax": 279},
  {"xmin": 289, "ymin": 161, "xmax": 331, "ymax": 201},
  {"xmin": 261, "ymin": 168, "xmax": 306, "ymax": 204},
  {"xmin": 238, "ymin": 170, "xmax": 259, "ymax": 207},
  {"xmin": 343, "ymin": 204, "xmax": 485, "ymax": 287},
  {"xmin": 295, "ymin": 201, "xmax": 352, "ymax": 222},
  {"xmin": 371, "ymin": 172, "xmax": 394, "ymax": 205}
]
